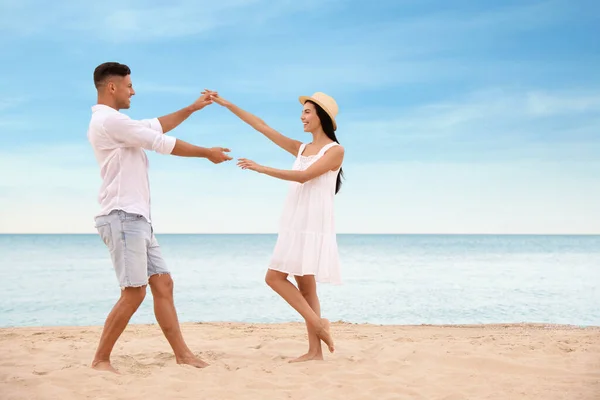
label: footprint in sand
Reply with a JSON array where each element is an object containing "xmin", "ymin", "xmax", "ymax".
[
  {"xmin": 155, "ymin": 352, "xmax": 175, "ymax": 362},
  {"xmin": 198, "ymin": 350, "xmax": 225, "ymax": 360},
  {"xmin": 32, "ymin": 370, "xmax": 48, "ymax": 376}
]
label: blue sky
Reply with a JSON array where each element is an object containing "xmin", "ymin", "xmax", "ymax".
[{"xmin": 0, "ymin": 0, "xmax": 599, "ymax": 234}]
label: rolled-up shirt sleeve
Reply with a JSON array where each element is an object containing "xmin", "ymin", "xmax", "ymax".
[
  {"xmin": 139, "ymin": 118, "xmax": 164, "ymax": 133},
  {"xmin": 103, "ymin": 114, "xmax": 176, "ymax": 154}
]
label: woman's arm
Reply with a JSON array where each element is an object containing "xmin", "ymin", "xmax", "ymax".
[
  {"xmin": 203, "ymin": 90, "xmax": 302, "ymax": 157},
  {"xmin": 237, "ymin": 146, "xmax": 344, "ymax": 183}
]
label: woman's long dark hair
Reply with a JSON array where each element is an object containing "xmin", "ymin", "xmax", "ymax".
[{"xmin": 306, "ymin": 100, "xmax": 344, "ymax": 194}]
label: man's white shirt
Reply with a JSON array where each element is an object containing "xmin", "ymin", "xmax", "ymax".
[{"xmin": 87, "ymin": 104, "xmax": 176, "ymax": 222}]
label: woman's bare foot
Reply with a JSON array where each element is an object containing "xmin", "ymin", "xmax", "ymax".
[
  {"xmin": 176, "ymin": 354, "xmax": 210, "ymax": 368},
  {"xmin": 315, "ymin": 318, "xmax": 335, "ymax": 353},
  {"xmin": 91, "ymin": 360, "xmax": 119, "ymax": 374},
  {"xmin": 289, "ymin": 352, "xmax": 324, "ymax": 363}
]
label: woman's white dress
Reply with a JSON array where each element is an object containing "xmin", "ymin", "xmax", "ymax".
[{"xmin": 268, "ymin": 142, "xmax": 342, "ymax": 284}]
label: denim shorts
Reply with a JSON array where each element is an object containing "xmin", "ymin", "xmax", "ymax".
[{"xmin": 94, "ymin": 210, "xmax": 169, "ymax": 289}]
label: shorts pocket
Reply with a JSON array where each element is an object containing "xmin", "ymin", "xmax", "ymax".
[{"xmin": 96, "ymin": 222, "xmax": 113, "ymax": 248}]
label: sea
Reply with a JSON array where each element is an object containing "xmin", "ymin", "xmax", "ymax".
[{"xmin": 1, "ymin": 234, "xmax": 598, "ymax": 328}]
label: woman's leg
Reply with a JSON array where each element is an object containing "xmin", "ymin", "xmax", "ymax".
[
  {"xmin": 265, "ymin": 269, "xmax": 334, "ymax": 352},
  {"xmin": 288, "ymin": 274, "xmax": 323, "ymax": 362}
]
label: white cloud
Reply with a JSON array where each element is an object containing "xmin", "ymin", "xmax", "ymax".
[
  {"xmin": 400, "ymin": 0, "xmax": 567, "ymax": 34},
  {"xmin": 1, "ymin": 0, "xmax": 597, "ymax": 234},
  {"xmin": 1, "ymin": 0, "xmax": 337, "ymax": 41},
  {"xmin": 1, "ymin": 109, "xmax": 599, "ymax": 235},
  {"xmin": 525, "ymin": 91, "xmax": 600, "ymax": 116},
  {"xmin": 54, "ymin": 0, "xmax": 582, "ymax": 103},
  {"xmin": 0, "ymin": 95, "xmax": 27, "ymax": 111},
  {"xmin": 3, "ymin": 153, "xmax": 599, "ymax": 235},
  {"xmin": 186, "ymin": 1, "xmax": 577, "ymax": 98},
  {"xmin": 0, "ymin": 96, "xmax": 36, "ymax": 132},
  {"xmin": 343, "ymin": 87, "xmax": 600, "ymax": 156},
  {"xmin": 0, "ymin": 140, "xmax": 290, "ymax": 233},
  {"xmin": 335, "ymin": 159, "xmax": 600, "ymax": 234},
  {"xmin": 133, "ymin": 83, "xmax": 199, "ymax": 96}
]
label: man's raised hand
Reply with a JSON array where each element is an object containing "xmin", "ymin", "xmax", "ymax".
[{"xmin": 191, "ymin": 92, "xmax": 213, "ymax": 111}]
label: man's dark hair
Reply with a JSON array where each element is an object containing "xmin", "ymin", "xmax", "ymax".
[{"xmin": 93, "ymin": 62, "xmax": 131, "ymax": 88}]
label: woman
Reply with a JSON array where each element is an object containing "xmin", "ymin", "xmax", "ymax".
[{"xmin": 204, "ymin": 90, "xmax": 344, "ymax": 362}]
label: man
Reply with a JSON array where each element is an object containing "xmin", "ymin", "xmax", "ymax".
[{"xmin": 87, "ymin": 62, "xmax": 231, "ymax": 373}]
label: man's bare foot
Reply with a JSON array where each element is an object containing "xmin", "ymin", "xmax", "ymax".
[
  {"xmin": 91, "ymin": 360, "xmax": 119, "ymax": 374},
  {"xmin": 315, "ymin": 318, "xmax": 335, "ymax": 353},
  {"xmin": 176, "ymin": 354, "xmax": 209, "ymax": 368},
  {"xmin": 289, "ymin": 352, "xmax": 324, "ymax": 363}
]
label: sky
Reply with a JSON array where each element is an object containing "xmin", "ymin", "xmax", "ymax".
[{"xmin": 0, "ymin": 0, "xmax": 599, "ymax": 234}]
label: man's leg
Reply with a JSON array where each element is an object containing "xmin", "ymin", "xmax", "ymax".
[
  {"xmin": 92, "ymin": 211, "xmax": 153, "ymax": 373},
  {"xmin": 147, "ymin": 232, "xmax": 209, "ymax": 368},
  {"xmin": 149, "ymin": 274, "xmax": 209, "ymax": 368},
  {"xmin": 92, "ymin": 286, "xmax": 146, "ymax": 373}
]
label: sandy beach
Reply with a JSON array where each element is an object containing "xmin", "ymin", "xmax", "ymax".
[{"xmin": 1, "ymin": 322, "xmax": 598, "ymax": 399}]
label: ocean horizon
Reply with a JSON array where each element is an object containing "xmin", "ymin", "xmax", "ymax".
[
  {"xmin": 1, "ymin": 233, "xmax": 597, "ymax": 235},
  {"xmin": 1, "ymin": 233, "xmax": 598, "ymax": 328}
]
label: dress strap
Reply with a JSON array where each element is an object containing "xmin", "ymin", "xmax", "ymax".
[
  {"xmin": 317, "ymin": 142, "xmax": 339, "ymax": 157},
  {"xmin": 297, "ymin": 143, "xmax": 307, "ymax": 157}
]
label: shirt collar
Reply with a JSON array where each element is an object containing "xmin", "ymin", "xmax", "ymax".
[{"xmin": 91, "ymin": 104, "xmax": 119, "ymax": 113}]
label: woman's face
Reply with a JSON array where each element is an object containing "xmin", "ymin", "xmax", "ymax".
[{"xmin": 300, "ymin": 102, "xmax": 321, "ymax": 133}]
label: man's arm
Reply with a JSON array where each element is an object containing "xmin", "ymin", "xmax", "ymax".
[
  {"xmin": 157, "ymin": 93, "xmax": 213, "ymax": 133},
  {"xmin": 157, "ymin": 105, "xmax": 195, "ymax": 134},
  {"xmin": 104, "ymin": 113, "xmax": 176, "ymax": 154},
  {"xmin": 171, "ymin": 139, "xmax": 232, "ymax": 163},
  {"xmin": 103, "ymin": 114, "xmax": 232, "ymax": 163}
]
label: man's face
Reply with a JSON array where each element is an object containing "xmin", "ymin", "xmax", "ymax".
[{"xmin": 109, "ymin": 74, "xmax": 135, "ymax": 109}]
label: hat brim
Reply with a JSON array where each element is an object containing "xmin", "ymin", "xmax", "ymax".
[{"xmin": 299, "ymin": 96, "xmax": 337, "ymax": 131}]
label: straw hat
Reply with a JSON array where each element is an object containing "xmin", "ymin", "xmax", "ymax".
[{"xmin": 298, "ymin": 92, "xmax": 338, "ymax": 130}]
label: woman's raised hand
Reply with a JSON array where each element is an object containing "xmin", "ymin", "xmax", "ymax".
[{"xmin": 201, "ymin": 89, "xmax": 230, "ymax": 107}]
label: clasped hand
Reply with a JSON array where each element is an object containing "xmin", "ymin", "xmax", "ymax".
[{"xmin": 191, "ymin": 89, "xmax": 263, "ymax": 172}]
